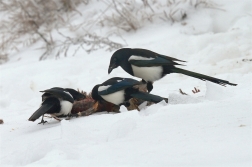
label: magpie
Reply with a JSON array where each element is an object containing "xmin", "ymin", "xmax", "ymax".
[
  {"xmin": 28, "ymin": 87, "xmax": 85, "ymax": 124},
  {"xmin": 91, "ymin": 77, "xmax": 168, "ymax": 110},
  {"xmin": 108, "ymin": 48, "xmax": 237, "ymax": 92}
]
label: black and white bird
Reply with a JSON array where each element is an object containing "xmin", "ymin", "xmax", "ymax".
[
  {"xmin": 28, "ymin": 87, "xmax": 85, "ymax": 124},
  {"xmin": 108, "ymin": 48, "xmax": 237, "ymax": 92},
  {"xmin": 91, "ymin": 77, "xmax": 168, "ymax": 109}
]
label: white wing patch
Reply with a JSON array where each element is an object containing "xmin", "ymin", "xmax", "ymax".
[
  {"xmin": 63, "ymin": 91, "xmax": 73, "ymax": 98},
  {"xmin": 100, "ymin": 90, "xmax": 124, "ymax": 105},
  {"xmin": 98, "ymin": 85, "xmax": 111, "ymax": 92},
  {"xmin": 129, "ymin": 55, "xmax": 154, "ymax": 61}
]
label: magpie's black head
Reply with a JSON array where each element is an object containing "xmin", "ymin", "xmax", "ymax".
[
  {"xmin": 108, "ymin": 48, "xmax": 132, "ymax": 74},
  {"xmin": 91, "ymin": 84, "xmax": 103, "ymax": 101},
  {"xmin": 65, "ymin": 88, "xmax": 86, "ymax": 101}
]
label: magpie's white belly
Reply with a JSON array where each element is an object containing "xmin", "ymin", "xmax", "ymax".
[
  {"xmin": 56, "ymin": 100, "xmax": 73, "ymax": 116},
  {"xmin": 131, "ymin": 65, "xmax": 163, "ymax": 82},
  {"xmin": 100, "ymin": 90, "xmax": 125, "ymax": 105}
]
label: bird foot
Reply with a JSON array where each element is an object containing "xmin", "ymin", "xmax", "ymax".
[
  {"xmin": 38, "ymin": 120, "xmax": 48, "ymax": 125},
  {"xmin": 38, "ymin": 115, "xmax": 48, "ymax": 125}
]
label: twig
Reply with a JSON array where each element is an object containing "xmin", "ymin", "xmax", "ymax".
[
  {"xmin": 192, "ymin": 87, "xmax": 200, "ymax": 94},
  {"xmin": 111, "ymin": 0, "xmax": 138, "ymax": 31},
  {"xmin": 179, "ymin": 89, "xmax": 188, "ymax": 95},
  {"xmin": 142, "ymin": 0, "xmax": 154, "ymax": 13},
  {"xmin": 18, "ymin": 2, "xmax": 51, "ymax": 45}
]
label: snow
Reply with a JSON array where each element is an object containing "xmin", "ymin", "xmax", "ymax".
[{"xmin": 0, "ymin": 0, "xmax": 251, "ymax": 167}]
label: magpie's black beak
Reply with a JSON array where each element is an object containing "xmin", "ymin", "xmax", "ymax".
[{"xmin": 108, "ymin": 65, "xmax": 114, "ymax": 74}]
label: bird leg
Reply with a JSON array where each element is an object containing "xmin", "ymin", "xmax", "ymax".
[
  {"xmin": 48, "ymin": 114, "xmax": 62, "ymax": 121},
  {"xmin": 44, "ymin": 115, "xmax": 52, "ymax": 118},
  {"xmin": 43, "ymin": 115, "xmax": 62, "ymax": 121},
  {"xmin": 38, "ymin": 115, "xmax": 48, "ymax": 124}
]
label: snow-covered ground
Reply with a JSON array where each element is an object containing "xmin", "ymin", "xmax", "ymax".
[{"xmin": 0, "ymin": 0, "xmax": 251, "ymax": 166}]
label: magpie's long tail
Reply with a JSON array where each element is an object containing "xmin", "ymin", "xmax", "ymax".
[
  {"xmin": 171, "ymin": 68, "xmax": 237, "ymax": 86},
  {"xmin": 131, "ymin": 92, "xmax": 168, "ymax": 103},
  {"xmin": 28, "ymin": 103, "xmax": 55, "ymax": 122}
]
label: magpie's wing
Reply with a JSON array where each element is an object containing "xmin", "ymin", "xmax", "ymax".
[
  {"xmin": 133, "ymin": 48, "xmax": 186, "ymax": 62},
  {"xmin": 129, "ymin": 48, "xmax": 186, "ymax": 67},
  {"xmin": 64, "ymin": 88, "xmax": 86, "ymax": 100},
  {"xmin": 99, "ymin": 78, "xmax": 140, "ymax": 95},
  {"xmin": 130, "ymin": 91, "xmax": 168, "ymax": 103},
  {"xmin": 48, "ymin": 87, "xmax": 85, "ymax": 101},
  {"xmin": 28, "ymin": 97, "xmax": 60, "ymax": 121},
  {"xmin": 158, "ymin": 54, "xmax": 186, "ymax": 62},
  {"xmin": 102, "ymin": 77, "xmax": 125, "ymax": 85},
  {"xmin": 40, "ymin": 88, "xmax": 74, "ymax": 103},
  {"xmin": 50, "ymin": 87, "xmax": 65, "ymax": 90},
  {"xmin": 129, "ymin": 55, "xmax": 184, "ymax": 67}
]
